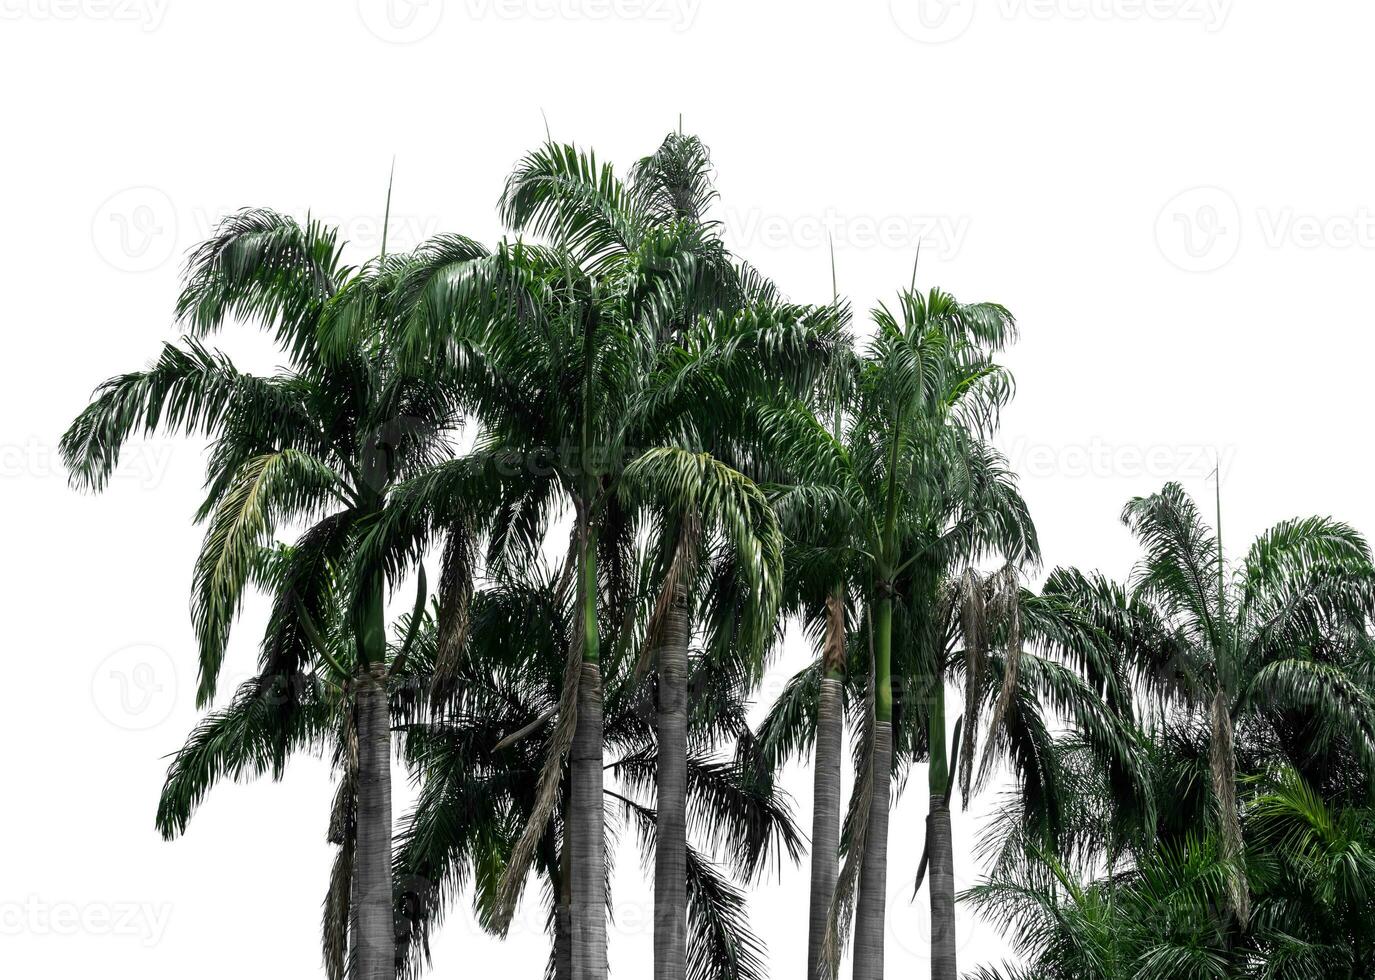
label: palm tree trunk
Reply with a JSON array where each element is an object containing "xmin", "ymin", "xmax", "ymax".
[
  {"xmin": 852, "ymin": 719, "xmax": 892, "ymax": 980},
  {"xmin": 354, "ymin": 660, "xmax": 395, "ymax": 980},
  {"xmin": 1210, "ymin": 687, "xmax": 1248, "ymax": 927},
  {"xmin": 556, "ymin": 827, "xmax": 573, "ymax": 980},
  {"xmin": 853, "ymin": 594, "xmax": 893, "ymax": 980},
  {"xmin": 654, "ymin": 586, "xmax": 690, "ymax": 980},
  {"xmin": 570, "ymin": 661, "xmax": 606, "ymax": 980},
  {"xmin": 808, "ymin": 586, "xmax": 847, "ymax": 980},
  {"xmin": 807, "ymin": 675, "xmax": 843, "ymax": 980},
  {"xmin": 927, "ymin": 689, "xmax": 956, "ymax": 980},
  {"xmin": 570, "ymin": 529, "xmax": 607, "ymax": 980},
  {"xmin": 928, "ymin": 795, "xmax": 956, "ymax": 980}
]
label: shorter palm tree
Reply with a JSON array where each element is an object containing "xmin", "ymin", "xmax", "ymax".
[
  {"xmin": 1046, "ymin": 482, "xmax": 1375, "ymax": 926},
  {"xmin": 155, "ymin": 539, "xmax": 430, "ymax": 979},
  {"xmin": 965, "ymin": 747, "xmax": 1375, "ymax": 980}
]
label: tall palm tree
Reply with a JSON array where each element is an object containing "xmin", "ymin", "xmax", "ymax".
[
  {"xmin": 60, "ymin": 210, "xmax": 491, "ymax": 980},
  {"xmin": 619, "ymin": 446, "xmax": 786, "ymax": 980},
  {"xmin": 611, "ymin": 133, "xmax": 834, "ymax": 980},
  {"xmin": 744, "ymin": 253, "xmax": 858, "ymax": 980},
  {"xmin": 767, "ymin": 456, "xmax": 856, "ymax": 980},
  {"xmin": 756, "ymin": 287, "xmax": 1019, "ymax": 979},
  {"xmin": 384, "ymin": 133, "xmax": 842, "ymax": 980},
  {"xmin": 1048, "ymin": 481, "xmax": 1375, "ymax": 927}
]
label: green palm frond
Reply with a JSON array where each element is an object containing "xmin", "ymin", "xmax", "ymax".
[
  {"xmin": 155, "ymin": 672, "xmax": 334, "ymax": 839},
  {"xmin": 621, "ymin": 447, "xmax": 783, "ymax": 656},
  {"xmin": 191, "ymin": 449, "xmax": 347, "ymax": 704},
  {"xmin": 61, "ymin": 339, "xmax": 307, "ymax": 492},
  {"xmin": 610, "ymin": 793, "xmax": 769, "ymax": 980},
  {"xmin": 500, "ymin": 140, "xmax": 644, "ymax": 270},
  {"xmin": 1121, "ymin": 482, "xmax": 1221, "ymax": 640},
  {"xmin": 629, "ymin": 131, "xmax": 721, "ymax": 226},
  {"xmin": 753, "ymin": 662, "xmax": 823, "ymax": 772},
  {"xmin": 175, "ymin": 208, "xmax": 345, "ymax": 364}
]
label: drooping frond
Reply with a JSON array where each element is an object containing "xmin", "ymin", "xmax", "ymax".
[
  {"xmin": 621, "ymin": 447, "xmax": 783, "ymax": 660},
  {"xmin": 175, "ymin": 208, "xmax": 345, "ymax": 364},
  {"xmin": 191, "ymin": 450, "xmax": 347, "ymax": 704},
  {"xmin": 155, "ymin": 672, "xmax": 334, "ymax": 838},
  {"xmin": 61, "ymin": 339, "xmax": 307, "ymax": 492}
]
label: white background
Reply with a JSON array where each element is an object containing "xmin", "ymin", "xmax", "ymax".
[{"xmin": 3, "ymin": 1, "xmax": 1374, "ymax": 977}]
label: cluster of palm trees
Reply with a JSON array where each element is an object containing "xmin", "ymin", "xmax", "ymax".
[{"xmin": 62, "ymin": 131, "xmax": 1375, "ymax": 980}]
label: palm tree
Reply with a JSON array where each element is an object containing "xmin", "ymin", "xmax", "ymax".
[
  {"xmin": 609, "ymin": 133, "xmax": 830, "ymax": 980},
  {"xmin": 60, "ymin": 210, "xmax": 491, "ymax": 980},
  {"xmin": 619, "ymin": 446, "xmax": 786, "ymax": 980},
  {"xmin": 154, "ymin": 541, "xmax": 431, "ymax": 979},
  {"xmin": 743, "ymin": 252, "xmax": 858, "ymax": 980},
  {"xmin": 1248, "ymin": 767, "xmax": 1375, "ymax": 974},
  {"xmin": 755, "ymin": 287, "xmax": 1020, "ymax": 979},
  {"xmin": 965, "ymin": 824, "xmax": 1243, "ymax": 980},
  {"xmin": 965, "ymin": 743, "xmax": 1375, "ymax": 979},
  {"xmin": 766, "ymin": 448, "xmax": 856, "ymax": 980},
  {"xmin": 383, "ymin": 133, "xmax": 842, "ymax": 980},
  {"xmin": 1047, "ymin": 481, "xmax": 1375, "ymax": 927},
  {"xmin": 392, "ymin": 571, "xmax": 804, "ymax": 980}
]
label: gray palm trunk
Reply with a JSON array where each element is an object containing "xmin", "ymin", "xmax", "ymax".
[
  {"xmin": 570, "ymin": 661, "xmax": 608, "ymax": 980},
  {"xmin": 807, "ymin": 676, "xmax": 844, "ymax": 980},
  {"xmin": 1210, "ymin": 687, "xmax": 1247, "ymax": 926},
  {"xmin": 556, "ymin": 829, "xmax": 573, "ymax": 980},
  {"xmin": 353, "ymin": 663, "xmax": 395, "ymax": 980},
  {"xmin": 654, "ymin": 589, "xmax": 690, "ymax": 980},
  {"xmin": 928, "ymin": 794, "xmax": 957, "ymax": 980},
  {"xmin": 852, "ymin": 720, "xmax": 893, "ymax": 980}
]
